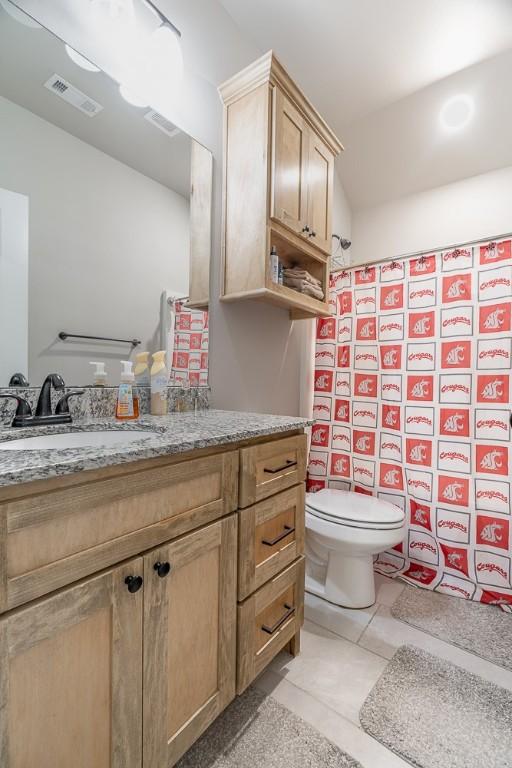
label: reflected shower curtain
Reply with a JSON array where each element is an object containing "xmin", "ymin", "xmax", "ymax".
[{"xmin": 307, "ymin": 237, "xmax": 512, "ymax": 609}]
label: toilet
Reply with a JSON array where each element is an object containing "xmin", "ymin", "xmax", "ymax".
[{"xmin": 305, "ymin": 489, "xmax": 406, "ymax": 609}]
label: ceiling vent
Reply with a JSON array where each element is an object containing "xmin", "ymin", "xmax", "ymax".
[
  {"xmin": 43, "ymin": 74, "xmax": 103, "ymax": 117},
  {"xmin": 144, "ymin": 109, "xmax": 180, "ymax": 138}
]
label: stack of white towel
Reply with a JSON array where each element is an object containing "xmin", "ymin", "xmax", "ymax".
[{"xmin": 283, "ymin": 267, "xmax": 324, "ymax": 300}]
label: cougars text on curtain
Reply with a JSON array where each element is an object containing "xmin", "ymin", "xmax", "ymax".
[{"xmin": 307, "ymin": 237, "xmax": 512, "ymax": 609}]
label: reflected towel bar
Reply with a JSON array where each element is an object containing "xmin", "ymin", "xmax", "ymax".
[{"xmin": 59, "ymin": 332, "xmax": 141, "ymax": 346}]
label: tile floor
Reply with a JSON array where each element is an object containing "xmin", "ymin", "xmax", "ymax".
[{"xmin": 254, "ymin": 574, "xmax": 512, "ymax": 768}]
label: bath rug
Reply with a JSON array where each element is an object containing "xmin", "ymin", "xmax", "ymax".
[
  {"xmin": 176, "ymin": 686, "xmax": 361, "ymax": 768},
  {"xmin": 360, "ymin": 645, "xmax": 512, "ymax": 768},
  {"xmin": 391, "ymin": 584, "xmax": 512, "ymax": 671}
]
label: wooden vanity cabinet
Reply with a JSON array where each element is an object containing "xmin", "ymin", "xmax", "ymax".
[{"xmin": 219, "ymin": 50, "xmax": 343, "ymax": 319}]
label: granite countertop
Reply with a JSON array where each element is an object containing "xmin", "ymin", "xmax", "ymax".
[{"xmin": 0, "ymin": 410, "xmax": 311, "ymax": 488}]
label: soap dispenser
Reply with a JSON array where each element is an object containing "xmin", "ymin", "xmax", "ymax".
[
  {"xmin": 89, "ymin": 361, "xmax": 107, "ymax": 387},
  {"xmin": 116, "ymin": 360, "xmax": 139, "ymax": 420},
  {"xmin": 134, "ymin": 352, "xmax": 150, "ymax": 386},
  {"xmin": 151, "ymin": 350, "xmax": 168, "ymax": 416}
]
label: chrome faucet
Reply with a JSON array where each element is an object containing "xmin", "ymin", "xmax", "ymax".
[{"xmin": 0, "ymin": 373, "xmax": 84, "ymax": 427}]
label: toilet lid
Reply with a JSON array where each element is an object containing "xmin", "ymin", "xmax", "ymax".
[{"xmin": 306, "ymin": 489, "xmax": 404, "ymax": 527}]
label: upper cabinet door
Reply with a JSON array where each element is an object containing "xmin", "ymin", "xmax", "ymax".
[
  {"xmin": 306, "ymin": 130, "xmax": 335, "ymax": 255},
  {"xmin": 0, "ymin": 559, "xmax": 143, "ymax": 768},
  {"xmin": 143, "ymin": 515, "xmax": 237, "ymax": 768},
  {"xmin": 270, "ymin": 88, "xmax": 309, "ymax": 237}
]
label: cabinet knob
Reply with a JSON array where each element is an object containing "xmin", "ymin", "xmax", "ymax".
[
  {"xmin": 301, "ymin": 225, "xmax": 310, "ymax": 233},
  {"xmin": 124, "ymin": 575, "xmax": 143, "ymax": 593},
  {"xmin": 154, "ymin": 561, "xmax": 171, "ymax": 578},
  {"xmin": 308, "ymin": 230, "xmax": 317, "ymax": 238}
]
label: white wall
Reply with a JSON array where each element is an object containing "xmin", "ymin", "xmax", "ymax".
[
  {"xmin": 0, "ymin": 95, "xmax": 189, "ymax": 386},
  {"xmin": 351, "ymin": 165, "xmax": 512, "ymax": 264}
]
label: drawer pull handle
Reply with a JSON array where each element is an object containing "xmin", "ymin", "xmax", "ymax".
[
  {"xmin": 262, "ymin": 525, "xmax": 295, "ymax": 547},
  {"xmin": 154, "ymin": 561, "xmax": 171, "ymax": 578},
  {"xmin": 262, "ymin": 604, "xmax": 295, "ymax": 635},
  {"xmin": 263, "ymin": 459, "xmax": 297, "ymax": 474},
  {"xmin": 125, "ymin": 575, "xmax": 143, "ymax": 593}
]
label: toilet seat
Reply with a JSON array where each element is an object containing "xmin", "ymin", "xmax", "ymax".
[{"xmin": 306, "ymin": 489, "xmax": 404, "ymax": 530}]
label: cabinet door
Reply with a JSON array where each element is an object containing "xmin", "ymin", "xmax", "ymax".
[
  {"xmin": 143, "ymin": 515, "xmax": 237, "ymax": 768},
  {"xmin": 270, "ymin": 87, "xmax": 309, "ymax": 236},
  {"xmin": 306, "ymin": 129, "xmax": 334, "ymax": 255},
  {"xmin": 0, "ymin": 559, "xmax": 143, "ymax": 768}
]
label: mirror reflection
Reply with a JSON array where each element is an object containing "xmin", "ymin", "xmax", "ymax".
[{"xmin": 0, "ymin": 4, "xmax": 210, "ymax": 388}]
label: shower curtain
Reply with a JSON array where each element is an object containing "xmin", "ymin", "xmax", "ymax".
[
  {"xmin": 169, "ymin": 300, "xmax": 209, "ymax": 387},
  {"xmin": 307, "ymin": 236, "xmax": 512, "ymax": 610}
]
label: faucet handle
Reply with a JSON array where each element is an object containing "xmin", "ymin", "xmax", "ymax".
[
  {"xmin": 55, "ymin": 391, "xmax": 85, "ymax": 415},
  {"xmin": 0, "ymin": 394, "xmax": 32, "ymax": 417}
]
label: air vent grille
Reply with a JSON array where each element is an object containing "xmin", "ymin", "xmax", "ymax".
[
  {"xmin": 144, "ymin": 109, "xmax": 180, "ymax": 138},
  {"xmin": 43, "ymin": 74, "xmax": 103, "ymax": 117}
]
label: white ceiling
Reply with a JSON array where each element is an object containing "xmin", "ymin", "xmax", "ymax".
[
  {"xmin": 0, "ymin": 3, "xmax": 192, "ymax": 197},
  {"xmin": 219, "ymin": 0, "xmax": 512, "ymax": 209}
]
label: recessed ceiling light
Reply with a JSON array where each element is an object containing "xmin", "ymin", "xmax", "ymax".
[
  {"xmin": 0, "ymin": 0, "xmax": 41, "ymax": 27},
  {"xmin": 65, "ymin": 45, "xmax": 101, "ymax": 73},
  {"xmin": 439, "ymin": 94, "xmax": 475, "ymax": 132},
  {"xmin": 119, "ymin": 83, "xmax": 148, "ymax": 108}
]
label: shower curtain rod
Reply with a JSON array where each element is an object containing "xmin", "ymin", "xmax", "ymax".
[{"xmin": 330, "ymin": 229, "xmax": 512, "ymax": 273}]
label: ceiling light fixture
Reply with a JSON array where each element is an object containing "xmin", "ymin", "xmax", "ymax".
[
  {"xmin": 0, "ymin": 0, "xmax": 41, "ymax": 27},
  {"xmin": 439, "ymin": 94, "xmax": 475, "ymax": 132},
  {"xmin": 65, "ymin": 44, "xmax": 101, "ymax": 73}
]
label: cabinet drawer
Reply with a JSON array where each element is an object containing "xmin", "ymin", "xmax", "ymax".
[
  {"xmin": 0, "ymin": 451, "xmax": 238, "ymax": 612},
  {"xmin": 239, "ymin": 434, "xmax": 307, "ymax": 508},
  {"xmin": 237, "ymin": 556, "xmax": 305, "ymax": 694},
  {"xmin": 238, "ymin": 484, "xmax": 305, "ymax": 601}
]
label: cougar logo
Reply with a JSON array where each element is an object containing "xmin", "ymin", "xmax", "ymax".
[
  {"xmin": 385, "ymin": 410, "xmax": 398, "ymax": 426},
  {"xmin": 383, "ymin": 349, "xmax": 397, "ymax": 366},
  {"xmin": 443, "ymin": 413, "xmax": 465, "ymax": 433},
  {"xmin": 358, "ymin": 270, "xmax": 371, "ymax": 282},
  {"xmin": 442, "ymin": 482, "xmax": 464, "ymax": 502},
  {"xmin": 337, "ymin": 403, "xmax": 348, "ymax": 419},
  {"xmin": 358, "ymin": 378, "xmax": 374, "ymax": 394},
  {"xmin": 480, "ymin": 522, "xmax": 503, "ymax": 544},
  {"xmin": 445, "ymin": 345, "xmax": 465, "ymax": 365},
  {"xmin": 319, "ymin": 324, "xmax": 331, "ymax": 337},
  {"xmin": 316, "ymin": 374, "xmax": 330, "ymax": 390},
  {"xmin": 312, "ymin": 428, "xmax": 326, "ymax": 443},
  {"xmin": 447, "ymin": 279, "xmax": 467, "ymax": 299},
  {"xmin": 409, "ymin": 444, "xmax": 427, "ymax": 462},
  {"xmin": 408, "ymin": 569, "xmax": 431, "ymax": 582},
  {"xmin": 339, "ymin": 349, "xmax": 349, "ymax": 366},
  {"xmin": 359, "ymin": 321, "xmax": 374, "ymax": 338},
  {"xmin": 447, "ymin": 552, "xmax": 463, "ymax": 567},
  {"xmin": 383, "ymin": 469, "xmax": 400, "ymax": 486},
  {"xmin": 355, "ymin": 436, "xmax": 371, "ymax": 452},
  {"xmin": 483, "ymin": 308, "xmax": 506, "ymax": 330},
  {"xmin": 411, "ymin": 380, "xmax": 430, "ymax": 398},
  {"xmin": 414, "ymin": 508, "xmax": 428, "ymax": 524},
  {"xmin": 384, "ymin": 289, "xmax": 400, "ymax": 306},
  {"xmin": 333, "ymin": 457, "xmax": 348, "ymax": 474},
  {"xmin": 481, "ymin": 379, "xmax": 503, "ymax": 400},
  {"xmin": 412, "ymin": 316, "xmax": 430, "ymax": 335},
  {"xmin": 480, "ymin": 449, "xmax": 504, "ymax": 471}
]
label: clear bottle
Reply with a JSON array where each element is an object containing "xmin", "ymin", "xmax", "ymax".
[
  {"xmin": 134, "ymin": 351, "xmax": 150, "ymax": 386},
  {"xmin": 151, "ymin": 350, "xmax": 168, "ymax": 416},
  {"xmin": 116, "ymin": 360, "xmax": 139, "ymax": 420},
  {"xmin": 270, "ymin": 245, "xmax": 279, "ymax": 284},
  {"xmin": 89, "ymin": 361, "xmax": 107, "ymax": 387}
]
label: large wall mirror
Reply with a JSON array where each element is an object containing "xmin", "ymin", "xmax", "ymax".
[{"xmin": 0, "ymin": 2, "xmax": 212, "ymax": 389}]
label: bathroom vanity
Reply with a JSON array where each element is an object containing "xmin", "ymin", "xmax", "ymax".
[{"xmin": 0, "ymin": 411, "xmax": 308, "ymax": 767}]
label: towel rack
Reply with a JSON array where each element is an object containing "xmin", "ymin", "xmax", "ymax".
[{"xmin": 58, "ymin": 332, "xmax": 141, "ymax": 347}]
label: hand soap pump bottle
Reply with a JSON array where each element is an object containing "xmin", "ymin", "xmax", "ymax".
[
  {"xmin": 134, "ymin": 352, "xmax": 150, "ymax": 387},
  {"xmin": 151, "ymin": 350, "xmax": 168, "ymax": 416},
  {"xmin": 116, "ymin": 360, "xmax": 139, "ymax": 420},
  {"xmin": 89, "ymin": 361, "xmax": 107, "ymax": 387}
]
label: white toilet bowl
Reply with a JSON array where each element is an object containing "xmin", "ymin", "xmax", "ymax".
[{"xmin": 305, "ymin": 489, "xmax": 406, "ymax": 609}]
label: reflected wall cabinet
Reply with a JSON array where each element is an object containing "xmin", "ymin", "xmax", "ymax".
[{"xmin": 219, "ymin": 51, "xmax": 343, "ymax": 319}]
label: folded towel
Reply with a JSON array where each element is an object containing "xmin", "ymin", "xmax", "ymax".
[
  {"xmin": 283, "ymin": 276, "xmax": 325, "ymax": 300},
  {"xmin": 282, "ymin": 268, "xmax": 322, "ymax": 287}
]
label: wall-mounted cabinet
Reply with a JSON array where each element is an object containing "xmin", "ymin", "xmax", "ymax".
[{"xmin": 219, "ymin": 51, "xmax": 343, "ymax": 319}]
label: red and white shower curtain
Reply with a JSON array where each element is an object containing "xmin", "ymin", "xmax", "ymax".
[
  {"xmin": 307, "ymin": 237, "xmax": 512, "ymax": 609},
  {"xmin": 169, "ymin": 301, "xmax": 209, "ymax": 387}
]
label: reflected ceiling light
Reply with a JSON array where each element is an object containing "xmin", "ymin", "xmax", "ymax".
[
  {"xmin": 119, "ymin": 83, "xmax": 148, "ymax": 108},
  {"xmin": 90, "ymin": 0, "xmax": 136, "ymax": 22},
  {"xmin": 65, "ymin": 44, "xmax": 101, "ymax": 73},
  {"xmin": 0, "ymin": 0, "xmax": 41, "ymax": 27},
  {"xmin": 439, "ymin": 94, "xmax": 475, "ymax": 132}
]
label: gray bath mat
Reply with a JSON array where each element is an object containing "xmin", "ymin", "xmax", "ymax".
[
  {"xmin": 177, "ymin": 686, "xmax": 361, "ymax": 768},
  {"xmin": 391, "ymin": 584, "xmax": 512, "ymax": 671},
  {"xmin": 360, "ymin": 645, "xmax": 512, "ymax": 768}
]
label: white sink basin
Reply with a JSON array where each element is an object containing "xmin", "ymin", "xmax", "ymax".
[{"xmin": 0, "ymin": 430, "xmax": 161, "ymax": 451}]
